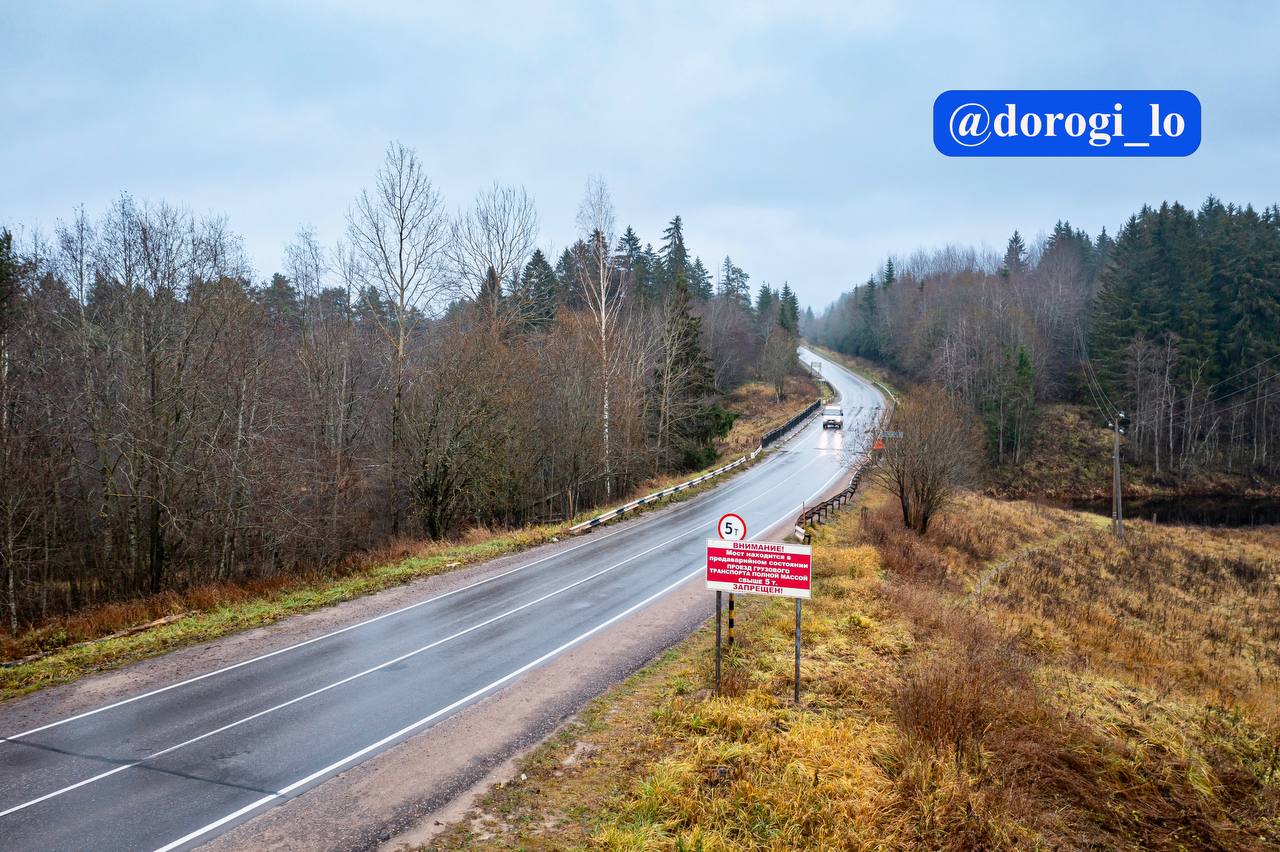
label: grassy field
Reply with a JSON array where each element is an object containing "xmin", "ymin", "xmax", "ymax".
[
  {"xmin": 424, "ymin": 491, "xmax": 1280, "ymax": 850},
  {"xmin": 0, "ymin": 376, "xmax": 818, "ymax": 703}
]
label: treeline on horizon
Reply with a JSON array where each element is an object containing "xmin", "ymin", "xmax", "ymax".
[
  {"xmin": 0, "ymin": 143, "xmax": 803, "ymax": 628},
  {"xmin": 807, "ymin": 197, "xmax": 1280, "ymax": 474}
]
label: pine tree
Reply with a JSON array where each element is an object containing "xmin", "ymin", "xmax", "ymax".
[
  {"xmin": 260, "ymin": 272, "xmax": 301, "ymax": 325},
  {"xmin": 718, "ymin": 256, "xmax": 751, "ymax": 307}
]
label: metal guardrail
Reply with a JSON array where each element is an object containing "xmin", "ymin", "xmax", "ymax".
[
  {"xmin": 761, "ymin": 398, "xmax": 822, "ymax": 448},
  {"xmin": 569, "ymin": 394, "xmax": 824, "ymax": 535}
]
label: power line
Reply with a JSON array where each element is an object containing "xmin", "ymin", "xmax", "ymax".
[
  {"xmin": 1200, "ymin": 382, "xmax": 1280, "ymax": 421},
  {"xmin": 1200, "ymin": 349, "xmax": 1280, "ymax": 397},
  {"xmin": 1126, "ymin": 362, "xmax": 1279, "ymax": 431},
  {"xmin": 1075, "ymin": 329, "xmax": 1120, "ymax": 420}
]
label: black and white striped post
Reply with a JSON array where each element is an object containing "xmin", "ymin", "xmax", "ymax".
[{"xmin": 714, "ymin": 591, "xmax": 722, "ymax": 694}]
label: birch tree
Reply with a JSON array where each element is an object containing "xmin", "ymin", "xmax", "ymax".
[
  {"xmin": 574, "ymin": 177, "xmax": 623, "ymax": 499},
  {"xmin": 347, "ymin": 142, "xmax": 448, "ymax": 535}
]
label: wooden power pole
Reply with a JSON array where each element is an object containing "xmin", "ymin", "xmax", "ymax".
[{"xmin": 1109, "ymin": 415, "xmax": 1125, "ymax": 541}]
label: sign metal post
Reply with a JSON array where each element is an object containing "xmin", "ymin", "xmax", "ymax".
[
  {"xmin": 794, "ymin": 599, "xmax": 802, "ymax": 704},
  {"xmin": 715, "ymin": 590, "xmax": 722, "ymax": 694}
]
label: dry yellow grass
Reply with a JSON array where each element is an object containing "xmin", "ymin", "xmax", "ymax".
[
  {"xmin": 718, "ymin": 376, "xmax": 822, "ymax": 457},
  {"xmin": 427, "ymin": 492, "xmax": 1280, "ymax": 850}
]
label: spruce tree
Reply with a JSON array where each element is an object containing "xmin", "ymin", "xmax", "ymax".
[
  {"xmin": 1000, "ymin": 231, "xmax": 1027, "ymax": 279},
  {"xmin": 660, "ymin": 216, "xmax": 689, "ymax": 296},
  {"xmin": 755, "ymin": 283, "xmax": 776, "ymax": 317},
  {"xmin": 778, "ymin": 282, "xmax": 800, "ymax": 332},
  {"xmin": 554, "ymin": 246, "xmax": 581, "ymax": 309},
  {"xmin": 689, "ymin": 256, "xmax": 713, "ymax": 299},
  {"xmin": 639, "ymin": 243, "xmax": 662, "ymax": 301},
  {"xmin": 650, "ymin": 270, "xmax": 730, "ymax": 470},
  {"xmin": 882, "ymin": 258, "xmax": 896, "ymax": 287},
  {"xmin": 614, "ymin": 226, "xmax": 642, "ymax": 270},
  {"xmin": 0, "ymin": 229, "xmax": 18, "ymax": 347},
  {"xmin": 520, "ymin": 248, "xmax": 558, "ymax": 327}
]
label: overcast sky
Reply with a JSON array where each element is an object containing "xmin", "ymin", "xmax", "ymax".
[{"xmin": 3, "ymin": 2, "xmax": 1279, "ymax": 310}]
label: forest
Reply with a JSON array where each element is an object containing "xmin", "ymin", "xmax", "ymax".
[
  {"xmin": 0, "ymin": 143, "xmax": 803, "ymax": 628},
  {"xmin": 807, "ymin": 198, "xmax": 1280, "ymax": 475}
]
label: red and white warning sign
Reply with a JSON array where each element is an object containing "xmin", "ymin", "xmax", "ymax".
[{"xmin": 706, "ymin": 539, "xmax": 812, "ymax": 599}]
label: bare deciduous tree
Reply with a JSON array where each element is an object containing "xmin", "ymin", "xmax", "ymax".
[
  {"xmin": 760, "ymin": 325, "xmax": 798, "ymax": 402},
  {"xmin": 448, "ymin": 182, "xmax": 538, "ymax": 325},
  {"xmin": 868, "ymin": 385, "xmax": 978, "ymax": 534},
  {"xmin": 347, "ymin": 142, "xmax": 448, "ymax": 534}
]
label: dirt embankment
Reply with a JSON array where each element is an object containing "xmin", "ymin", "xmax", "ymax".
[{"xmin": 987, "ymin": 403, "xmax": 1280, "ymax": 502}]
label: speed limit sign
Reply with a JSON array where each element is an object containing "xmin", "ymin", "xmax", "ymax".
[{"xmin": 717, "ymin": 513, "xmax": 747, "ymax": 541}]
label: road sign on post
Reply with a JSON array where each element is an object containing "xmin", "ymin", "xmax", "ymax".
[
  {"xmin": 705, "ymin": 538, "xmax": 813, "ymax": 703},
  {"xmin": 705, "ymin": 540, "xmax": 812, "ymax": 599}
]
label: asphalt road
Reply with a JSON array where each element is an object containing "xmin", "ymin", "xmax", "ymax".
[{"xmin": 0, "ymin": 347, "xmax": 883, "ymax": 852}]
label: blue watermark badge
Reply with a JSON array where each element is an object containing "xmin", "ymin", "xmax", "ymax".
[{"xmin": 934, "ymin": 90, "xmax": 1200, "ymax": 157}]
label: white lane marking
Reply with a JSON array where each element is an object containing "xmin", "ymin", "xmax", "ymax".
[
  {"xmin": 151, "ymin": 563, "xmax": 707, "ymax": 852},
  {"xmin": 4, "ymin": 445, "xmax": 778, "ymax": 742},
  {"xmin": 0, "ymin": 460, "xmax": 817, "ymax": 816},
  {"xmin": 152, "ymin": 498, "xmax": 817, "ymax": 852}
]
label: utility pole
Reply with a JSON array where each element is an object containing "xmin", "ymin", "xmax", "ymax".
[{"xmin": 1109, "ymin": 414, "xmax": 1125, "ymax": 541}]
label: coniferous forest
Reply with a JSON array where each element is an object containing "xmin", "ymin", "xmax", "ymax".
[
  {"xmin": 0, "ymin": 145, "xmax": 803, "ymax": 628},
  {"xmin": 807, "ymin": 198, "xmax": 1280, "ymax": 473}
]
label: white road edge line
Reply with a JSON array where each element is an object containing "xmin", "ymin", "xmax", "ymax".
[
  {"xmin": 3, "ymin": 531, "xmax": 611, "ymax": 740},
  {"xmin": 151, "ymin": 564, "xmax": 706, "ymax": 852},
  {"xmin": 152, "ymin": 496, "xmax": 824, "ymax": 852},
  {"xmin": 0, "ymin": 444, "xmax": 836, "ymax": 816},
  {"xmin": 0, "ymin": 518, "xmax": 716, "ymax": 817}
]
